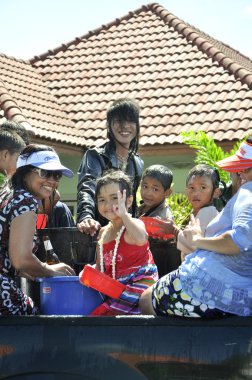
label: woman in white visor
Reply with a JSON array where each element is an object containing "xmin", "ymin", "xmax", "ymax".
[{"xmin": 0, "ymin": 144, "xmax": 75, "ymax": 315}]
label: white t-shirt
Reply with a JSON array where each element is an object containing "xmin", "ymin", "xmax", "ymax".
[{"xmin": 177, "ymin": 206, "xmax": 219, "ymax": 261}]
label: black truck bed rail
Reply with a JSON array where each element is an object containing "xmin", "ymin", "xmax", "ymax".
[{"xmin": 0, "ymin": 315, "xmax": 251, "ymax": 379}]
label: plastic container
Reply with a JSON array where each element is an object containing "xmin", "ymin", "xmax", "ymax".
[
  {"xmin": 140, "ymin": 216, "xmax": 174, "ymax": 240},
  {"xmin": 80, "ymin": 265, "xmax": 126, "ymax": 299},
  {"xmin": 38, "ymin": 276, "xmax": 103, "ymax": 315},
  {"xmin": 36, "ymin": 227, "xmax": 97, "ymax": 271}
]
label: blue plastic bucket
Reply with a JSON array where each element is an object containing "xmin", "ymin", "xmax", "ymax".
[{"xmin": 38, "ymin": 276, "xmax": 103, "ymax": 315}]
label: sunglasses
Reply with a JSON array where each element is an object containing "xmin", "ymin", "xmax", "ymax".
[
  {"xmin": 240, "ymin": 167, "xmax": 252, "ymax": 174},
  {"xmin": 32, "ymin": 168, "xmax": 62, "ymax": 181}
]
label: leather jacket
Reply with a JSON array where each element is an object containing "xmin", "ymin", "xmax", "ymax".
[{"xmin": 77, "ymin": 142, "xmax": 144, "ymax": 225}]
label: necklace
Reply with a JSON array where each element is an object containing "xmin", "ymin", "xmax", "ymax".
[
  {"xmin": 116, "ymin": 153, "xmax": 129, "ymax": 172},
  {"xmin": 99, "ymin": 224, "xmax": 125, "ymax": 279}
]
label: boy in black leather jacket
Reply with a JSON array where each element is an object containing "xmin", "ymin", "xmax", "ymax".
[{"xmin": 77, "ymin": 98, "xmax": 143, "ymax": 236}]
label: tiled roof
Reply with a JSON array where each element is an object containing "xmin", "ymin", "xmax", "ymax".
[
  {"xmin": 0, "ymin": 54, "xmax": 85, "ymax": 146},
  {"xmin": 2, "ymin": 3, "xmax": 252, "ymax": 150}
]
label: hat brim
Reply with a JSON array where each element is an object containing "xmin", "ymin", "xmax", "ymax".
[
  {"xmin": 217, "ymin": 155, "xmax": 252, "ymax": 172},
  {"xmin": 33, "ymin": 162, "xmax": 73, "ymax": 178}
]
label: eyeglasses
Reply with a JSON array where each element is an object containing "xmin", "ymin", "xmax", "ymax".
[
  {"xmin": 32, "ymin": 168, "xmax": 62, "ymax": 181},
  {"xmin": 243, "ymin": 168, "xmax": 252, "ymax": 173},
  {"xmin": 240, "ymin": 167, "xmax": 252, "ymax": 174}
]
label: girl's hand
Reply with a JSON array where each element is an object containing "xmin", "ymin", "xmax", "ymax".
[
  {"xmin": 112, "ymin": 190, "xmax": 127, "ymax": 217},
  {"xmin": 183, "ymin": 215, "xmax": 202, "ymax": 247}
]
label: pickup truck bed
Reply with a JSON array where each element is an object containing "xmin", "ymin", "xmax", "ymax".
[{"xmin": 0, "ymin": 315, "xmax": 251, "ymax": 380}]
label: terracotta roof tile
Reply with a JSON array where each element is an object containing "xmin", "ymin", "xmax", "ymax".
[{"xmin": 0, "ymin": 53, "xmax": 86, "ymax": 146}]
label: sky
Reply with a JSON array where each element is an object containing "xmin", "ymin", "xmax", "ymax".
[{"xmin": 0, "ymin": 0, "xmax": 252, "ymax": 60}]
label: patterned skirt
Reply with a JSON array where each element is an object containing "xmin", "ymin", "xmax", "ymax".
[
  {"xmin": 91, "ymin": 264, "xmax": 158, "ymax": 316},
  {"xmin": 152, "ymin": 269, "xmax": 232, "ymax": 318}
]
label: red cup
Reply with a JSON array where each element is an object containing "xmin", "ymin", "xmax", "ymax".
[
  {"xmin": 37, "ymin": 214, "xmax": 47, "ymax": 229},
  {"xmin": 79, "ymin": 265, "xmax": 126, "ymax": 299},
  {"xmin": 140, "ymin": 216, "xmax": 174, "ymax": 240}
]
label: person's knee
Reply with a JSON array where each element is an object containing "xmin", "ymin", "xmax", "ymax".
[{"xmin": 139, "ymin": 286, "xmax": 156, "ymax": 315}]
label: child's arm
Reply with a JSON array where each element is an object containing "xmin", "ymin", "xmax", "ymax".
[
  {"xmin": 94, "ymin": 228, "xmax": 105, "ymax": 271},
  {"xmin": 114, "ymin": 190, "xmax": 148, "ymax": 245}
]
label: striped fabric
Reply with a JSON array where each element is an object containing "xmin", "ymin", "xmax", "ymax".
[
  {"xmin": 217, "ymin": 141, "xmax": 252, "ymax": 172},
  {"xmin": 90, "ymin": 264, "xmax": 158, "ymax": 315}
]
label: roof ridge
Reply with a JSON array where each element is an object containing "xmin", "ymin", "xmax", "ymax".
[
  {"xmin": 0, "ymin": 52, "xmax": 29, "ymax": 64},
  {"xmin": 0, "ymin": 79, "xmax": 35, "ymax": 134},
  {"xmin": 29, "ymin": 4, "xmax": 150, "ymax": 64},
  {"xmin": 149, "ymin": 3, "xmax": 252, "ymax": 89}
]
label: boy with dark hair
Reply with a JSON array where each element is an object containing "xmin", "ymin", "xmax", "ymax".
[
  {"xmin": 77, "ymin": 98, "xmax": 143, "ymax": 236},
  {"xmin": 1, "ymin": 121, "xmax": 30, "ymax": 146},
  {"xmin": 137, "ymin": 164, "xmax": 181, "ymax": 277},
  {"xmin": 137, "ymin": 164, "xmax": 173, "ymax": 219}
]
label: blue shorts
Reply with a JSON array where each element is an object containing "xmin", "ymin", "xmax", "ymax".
[{"xmin": 152, "ymin": 269, "xmax": 231, "ymax": 318}]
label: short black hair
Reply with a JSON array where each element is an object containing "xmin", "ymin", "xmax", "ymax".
[
  {"xmin": 95, "ymin": 169, "xmax": 132, "ymax": 201},
  {"xmin": 186, "ymin": 164, "xmax": 220, "ymax": 190},
  {"xmin": 0, "ymin": 129, "xmax": 25, "ymax": 153},
  {"xmin": 1, "ymin": 121, "xmax": 30, "ymax": 145},
  {"xmin": 246, "ymin": 134, "xmax": 252, "ymax": 144},
  {"xmin": 142, "ymin": 165, "xmax": 173, "ymax": 190}
]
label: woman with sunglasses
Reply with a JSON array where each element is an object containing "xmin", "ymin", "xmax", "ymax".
[{"xmin": 0, "ymin": 144, "xmax": 75, "ymax": 315}]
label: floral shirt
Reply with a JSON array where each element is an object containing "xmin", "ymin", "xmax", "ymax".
[{"xmin": 0, "ymin": 189, "xmax": 38, "ymax": 277}]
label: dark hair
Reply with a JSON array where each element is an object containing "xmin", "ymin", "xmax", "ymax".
[
  {"xmin": 1, "ymin": 121, "xmax": 30, "ymax": 145},
  {"xmin": 95, "ymin": 169, "xmax": 132, "ymax": 201},
  {"xmin": 106, "ymin": 98, "xmax": 140, "ymax": 154},
  {"xmin": 142, "ymin": 165, "xmax": 173, "ymax": 190},
  {"xmin": 0, "ymin": 129, "xmax": 26, "ymax": 154},
  {"xmin": 11, "ymin": 144, "xmax": 55, "ymax": 190},
  {"xmin": 246, "ymin": 134, "xmax": 252, "ymax": 144},
  {"xmin": 186, "ymin": 164, "xmax": 220, "ymax": 190}
]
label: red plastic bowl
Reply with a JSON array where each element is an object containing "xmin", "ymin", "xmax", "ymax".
[
  {"xmin": 140, "ymin": 216, "xmax": 174, "ymax": 240},
  {"xmin": 79, "ymin": 265, "xmax": 126, "ymax": 299}
]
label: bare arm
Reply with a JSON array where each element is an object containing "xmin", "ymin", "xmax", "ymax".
[
  {"xmin": 9, "ymin": 212, "xmax": 75, "ymax": 277},
  {"xmin": 190, "ymin": 232, "xmax": 240, "ymax": 255},
  {"xmin": 183, "ymin": 215, "xmax": 240, "ymax": 255},
  {"xmin": 115, "ymin": 190, "xmax": 148, "ymax": 245}
]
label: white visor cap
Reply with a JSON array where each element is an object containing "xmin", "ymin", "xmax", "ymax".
[{"xmin": 17, "ymin": 150, "xmax": 73, "ymax": 178}]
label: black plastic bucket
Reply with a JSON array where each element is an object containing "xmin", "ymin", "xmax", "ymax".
[{"xmin": 36, "ymin": 227, "xmax": 97, "ymax": 271}]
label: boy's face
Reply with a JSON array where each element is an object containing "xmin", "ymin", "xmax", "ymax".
[
  {"xmin": 140, "ymin": 176, "xmax": 171, "ymax": 210},
  {"xmin": 110, "ymin": 119, "xmax": 137, "ymax": 148}
]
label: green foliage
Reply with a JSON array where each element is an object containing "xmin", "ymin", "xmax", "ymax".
[
  {"xmin": 0, "ymin": 173, "xmax": 6, "ymax": 186},
  {"xmin": 181, "ymin": 131, "xmax": 230, "ymax": 182},
  {"xmin": 167, "ymin": 192, "xmax": 192, "ymax": 228},
  {"xmin": 168, "ymin": 131, "xmax": 248, "ymax": 225}
]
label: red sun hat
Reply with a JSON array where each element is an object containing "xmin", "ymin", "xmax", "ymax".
[{"xmin": 217, "ymin": 141, "xmax": 252, "ymax": 172}]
